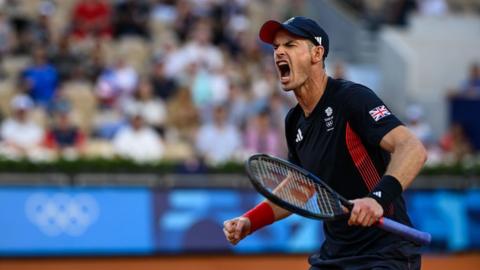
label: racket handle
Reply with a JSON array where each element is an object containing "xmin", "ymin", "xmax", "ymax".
[{"xmin": 377, "ymin": 217, "xmax": 431, "ymax": 246}]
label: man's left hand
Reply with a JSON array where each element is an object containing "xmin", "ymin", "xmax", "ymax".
[{"xmin": 347, "ymin": 198, "xmax": 384, "ymax": 227}]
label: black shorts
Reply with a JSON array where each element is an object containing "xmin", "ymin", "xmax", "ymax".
[
  {"xmin": 309, "ymin": 253, "xmax": 421, "ymax": 270},
  {"xmin": 308, "ymin": 241, "xmax": 421, "ymax": 270}
]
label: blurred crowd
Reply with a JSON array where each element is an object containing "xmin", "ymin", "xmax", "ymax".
[
  {"xmin": 0, "ymin": 0, "xmax": 477, "ymax": 168},
  {"xmin": 403, "ymin": 60, "xmax": 480, "ymax": 166},
  {"xmin": 343, "ymin": 0, "xmax": 480, "ymax": 30},
  {"xmin": 0, "ymin": 0, "xmax": 300, "ymax": 166}
]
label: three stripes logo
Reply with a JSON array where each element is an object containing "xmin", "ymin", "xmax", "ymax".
[
  {"xmin": 295, "ymin": 128, "xmax": 303, "ymax": 143},
  {"xmin": 372, "ymin": 191, "xmax": 382, "ymax": 198}
]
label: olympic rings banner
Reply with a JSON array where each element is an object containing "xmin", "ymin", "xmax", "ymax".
[
  {"xmin": 0, "ymin": 187, "xmax": 154, "ymax": 255},
  {"xmin": 0, "ymin": 187, "xmax": 480, "ymax": 256}
]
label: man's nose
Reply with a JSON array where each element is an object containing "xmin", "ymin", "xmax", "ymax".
[{"xmin": 274, "ymin": 46, "xmax": 286, "ymax": 58}]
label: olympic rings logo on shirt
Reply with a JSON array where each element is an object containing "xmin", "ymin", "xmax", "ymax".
[{"xmin": 25, "ymin": 192, "xmax": 100, "ymax": 237}]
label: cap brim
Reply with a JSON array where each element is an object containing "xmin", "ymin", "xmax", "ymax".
[
  {"xmin": 259, "ymin": 20, "xmax": 283, "ymax": 44},
  {"xmin": 259, "ymin": 20, "xmax": 311, "ymax": 44}
]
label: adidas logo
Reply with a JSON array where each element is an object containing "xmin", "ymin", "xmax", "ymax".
[
  {"xmin": 295, "ymin": 129, "xmax": 303, "ymax": 143},
  {"xmin": 373, "ymin": 191, "xmax": 382, "ymax": 198}
]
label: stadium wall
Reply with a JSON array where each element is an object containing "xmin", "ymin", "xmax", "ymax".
[
  {"xmin": 1, "ymin": 185, "xmax": 480, "ymax": 257},
  {"xmin": 379, "ymin": 15, "xmax": 480, "ymax": 139}
]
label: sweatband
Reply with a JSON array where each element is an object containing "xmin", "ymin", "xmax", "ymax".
[
  {"xmin": 368, "ymin": 175, "xmax": 403, "ymax": 212},
  {"xmin": 243, "ymin": 201, "xmax": 275, "ymax": 233}
]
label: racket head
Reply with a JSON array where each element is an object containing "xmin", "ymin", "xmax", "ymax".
[{"xmin": 245, "ymin": 154, "xmax": 350, "ymax": 221}]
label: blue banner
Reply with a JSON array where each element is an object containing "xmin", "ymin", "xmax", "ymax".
[
  {"xmin": 405, "ymin": 190, "xmax": 480, "ymax": 251},
  {"xmin": 0, "ymin": 187, "xmax": 154, "ymax": 255},
  {"xmin": 1, "ymin": 187, "xmax": 480, "ymax": 256},
  {"xmin": 152, "ymin": 189, "xmax": 480, "ymax": 253},
  {"xmin": 153, "ymin": 189, "xmax": 324, "ymax": 253}
]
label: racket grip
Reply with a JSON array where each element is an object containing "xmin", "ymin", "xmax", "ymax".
[{"xmin": 377, "ymin": 217, "xmax": 431, "ymax": 246}]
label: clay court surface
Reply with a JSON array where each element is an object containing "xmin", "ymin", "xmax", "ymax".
[{"xmin": 1, "ymin": 254, "xmax": 479, "ymax": 270}]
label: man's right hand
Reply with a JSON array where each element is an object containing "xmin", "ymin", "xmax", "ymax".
[{"xmin": 223, "ymin": 216, "xmax": 251, "ymax": 245}]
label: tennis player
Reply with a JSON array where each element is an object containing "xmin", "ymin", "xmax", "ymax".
[{"xmin": 223, "ymin": 16, "xmax": 427, "ymax": 269}]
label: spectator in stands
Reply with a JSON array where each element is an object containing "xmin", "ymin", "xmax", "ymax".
[
  {"xmin": 50, "ymin": 35, "xmax": 82, "ymax": 82},
  {"xmin": 31, "ymin": 3, "xmax": 54, "ymax": 46},
  {"xmin": 0, "ymin": 95, "xmax": 49, "ymax": 160},
  {"xmin": 84, "ymin": 40, "xmax": 107, "ymax": 83},
  {"xmin": 166, "ymin": 87, "xmax": 200, "ymax": 142},
  {"xmin": 7, "ymin": 6, "xmax": 34, "ymax": 56},
  {"xmin": 71, "ymin": 0, "xmax": 112, "ymax": 40},
  {"xmin": 460, "ymin": 62, "xmax": 480, "ymax": 97},
  {"xmin": 112, "ymin": 111, "xmax": 165, "ymax": 163},
  {"xmin": 208, "ymin": 67, "xmax": 230, "ymax": 107},
  {"xmin": 160, "ymin": 40, "xmax": 184, "ymax": 80},
  {"xmin": 177, "ymin": 19, "xmax": 224, "ymax": 75},
  {"xmin": 268, "ymin": 91, "xmax": 293, "ymax": 130},
  {"xmin": 45, "ymin": 108, "xmax": 86, "ymax": 160},
  {"xmin": 416, "ymin": 0, "xmax": 449, "ymax": 16},
  {"xmin": 151, "ymin": 0, "xmax": 177, "ymax": 26},
  {"xmin": 244, "ymin": 109, "xmax": 283, "ymax": 157},
  {"xmin": 405, "ymin": 104, "xmax": 433, "ymax": 146},
  {"xmin": 439, "ymin": 122, "xmax": 473, "ymax": 163},
  {"xmin": 190, "ymin": 64, "xmax": 213, "ymax": 112},
  {"xmin": 150, "ymin": 56, "xmax": 177, "ymax": 101},
  {"xmin": 0, "ymin": 0, "xmax": 333, "ymax": 166},
  {"xmin": 0, "ymin": 11, "xmax": 13, "ymax": 78},
  {"xmin": 195, "ymin": 104, "xmax": 241, "ymax": 165},
  {"xmin": 122, "ymin": 78, "xmax": 167, "ymax": 136},
  {"xmin": 113, "ymin": 0, "xmax": 151, "ymax": 39},
  {"xmin": 21, "ymin": 46, "xmax": 59, "ymax": 107},
  {"xmin": 95, "ymin": 58, "xmax": 138, "ymax": 108},
  {"xmin": 0, "ymin": 11, "xmax": 13, "ymax": 56},
  {"xmin": 251, "ymin": 67, "xmax": 277, "ymax": 109},
  {"xmin": 173, "ymin": 0, "xmax": 197, "ymax": 42},
  {"xmin": 226, "ymin": 83, "xmax": 250, "ymax": 128}
]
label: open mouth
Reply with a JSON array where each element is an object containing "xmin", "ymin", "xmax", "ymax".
[{"xmin": 276, "ymin": 60, "xmax": 291, "ymax": 83}]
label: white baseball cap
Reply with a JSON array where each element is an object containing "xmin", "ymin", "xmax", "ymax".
[{"xmin": 11, "ymin": 94, "xmax": 34, "ymax": 110}]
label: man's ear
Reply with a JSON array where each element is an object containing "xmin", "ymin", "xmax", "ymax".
[{"xmin": 311, "ymin": 46, "xmax": 324, "ymax": 64}]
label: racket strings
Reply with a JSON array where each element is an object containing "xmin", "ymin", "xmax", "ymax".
[{"xmin": 252, "ymin": 158, "xmax": 343, "ymax": 217}]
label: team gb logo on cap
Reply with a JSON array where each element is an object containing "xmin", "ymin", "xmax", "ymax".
[{"xmin": 284, "ymin": 17, "xmax": 295, "ymax": 24}]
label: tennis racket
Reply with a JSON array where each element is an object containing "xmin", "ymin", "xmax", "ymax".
[{"xmin": 245, "ymin": 154, "xmax": 431, "ymax": 246}]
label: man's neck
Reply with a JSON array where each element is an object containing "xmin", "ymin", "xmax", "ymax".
[{"xmin": 294, "ymin": 72, "xmax": 328, "ymax": 117}]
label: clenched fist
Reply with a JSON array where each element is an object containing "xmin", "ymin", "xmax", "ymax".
[
  {"xmin": 223, "ymin": 216, "xmax": 251, "ymax": 245},
  {"xmin": 348, "ymin": 197, "xmax": 384, "ymax": 227}
]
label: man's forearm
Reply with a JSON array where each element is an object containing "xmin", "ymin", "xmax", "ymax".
[
  {"xmin": 384, "ymin": 136, "xmax": 427, "ymax": 189},
  {"xmin": 265, "ymin": 200, "xmax": 292, "ymax": 221}
]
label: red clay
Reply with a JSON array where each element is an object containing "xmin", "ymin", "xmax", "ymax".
[{"xmin": 1, "ymin": 254, "xmax": 479, "ymax": 270}]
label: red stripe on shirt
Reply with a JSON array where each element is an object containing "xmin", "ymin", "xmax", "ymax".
[{"xmin": 345, "ymin": 122, "xmax": 381, "ymax": 191}]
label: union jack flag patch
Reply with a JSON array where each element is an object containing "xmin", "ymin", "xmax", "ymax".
[{"xmin": 369, "ymin": 105, "xmax": 391, "ymax": 122}]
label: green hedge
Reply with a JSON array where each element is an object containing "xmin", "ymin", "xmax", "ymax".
[
  {"xmin": 421, "ymin": 162, "xmax": 480, "ymax": 176},
  {"xmin": 0, "ymin": 158, "xmax": 478, "ymax": 176},
  {"xmin": 0, "ymin": 158, "xmax": 245, "ymax": 174}
]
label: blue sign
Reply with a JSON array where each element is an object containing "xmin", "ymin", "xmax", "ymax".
[
  {"xmin": 1, "ymin": 186, "xmax": 480, "ymax": 256},
  {"xmin": 405, "ymin": 190, "xmax": 480, "ymax": 251},
  {"xmin": 153, "ymin": 189, "xmax": 324, "ymax": 253},
  {"xmin": 0, "ymin": 187, "xmax": 154, "ymax": 256},
  {"xmin": 152, "ymin": 189, "xmax": 480, "ymax": 253}
]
